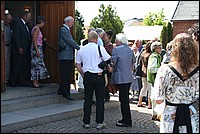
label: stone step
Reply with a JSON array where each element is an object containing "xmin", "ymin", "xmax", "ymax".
[
  {"xmin": 1, "ymin": 91, "xmax": 84, "ymax": 113},
  {"xmin": 1, "ymin": 83, "xmax": 84, "ymax": 113},
  {"xmin": 1, "ymin": 83, "xmax": 59, "ymax": 101},
  {"xmin": 1, "ymin": 97, "xmax": 120, "ymax": 133}
]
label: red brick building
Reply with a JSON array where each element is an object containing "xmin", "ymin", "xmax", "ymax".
[{"xmin": 171, "ymin": 1, "xmax": 199, "ymax": 38}]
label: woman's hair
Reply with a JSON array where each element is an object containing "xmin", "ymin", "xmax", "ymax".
[
  {"xmin": 145, "ymin": 41, "xmax": 152, "ymax": 53},
  {"xmin": 105, "ymin": 30, "xmax": 113, "ymax": 39},
  {"xmin": 188, "ymin": 22, "xmax": 199, "ymax": 41},
  {"xmin": 170, "ymin": 33, "xmax": 199, "ymax": 79},
  {"xmin": 166, "ymin": 41, "xmax": 173, "ymax": 51},
  {"xmin": 36, "ymin": 16, "xmax": 45, "ymax": 24},
  {"xmin": 96, "ymin": 28, "xmax": 105, "ymax": 36}
]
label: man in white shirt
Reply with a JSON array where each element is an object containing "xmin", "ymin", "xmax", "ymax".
[{"xmin": 76, "ymin": 31, "xmax": 110, "ymax": 129}]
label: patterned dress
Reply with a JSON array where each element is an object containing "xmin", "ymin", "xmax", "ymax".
[
  {"xmin": 30, "ymin": 26, "xmax": 50, "ymax": 81},
  {"xmin": 154, "ymin": 64, "xmax": 199, "ymax": 133}
]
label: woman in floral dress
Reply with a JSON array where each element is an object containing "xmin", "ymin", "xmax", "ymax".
[
  {"xmin": 30, "ymin": 16, "xmax": 50, "ymax": 87},
  {"xmin": 153, "ymin": 33, "xmax": 199, "ymax": 133}
]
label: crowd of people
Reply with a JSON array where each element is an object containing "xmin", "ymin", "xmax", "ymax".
[
  {"xmin": 4, "ymin": 11, "xmax": 50, "ymax": 88},
  {"xmin": 4, "ymin": 11, "xmax": 199, "ymax": 132}
]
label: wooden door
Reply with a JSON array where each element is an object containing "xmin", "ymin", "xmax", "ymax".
[
  {"xmin": 1, "ymin": 1, "xmax": 5, "ymax": 93},
  {"xmin": 39, "ymin": 1, "xmax": 75, "ymax": 83}
]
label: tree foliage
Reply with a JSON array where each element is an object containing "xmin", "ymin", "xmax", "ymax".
[
  {"xmin": 166, "ymin": 22, "xmax": 173, "ymax": 42},
  {"xmin": 143, "ymin": 8, "xmax": 167, "ymax": 26},
  {"xmin": 90, "ymin": 4, "xmax": 124, "ymax": 43},
  {"xmin": 160, "ymin": 22, "xmax": 173, "ymax": 49},
  {"xmin": 75, "ymin": 9, "xmax": 85, "ymax": 45}
]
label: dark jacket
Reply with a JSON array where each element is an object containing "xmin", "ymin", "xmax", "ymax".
[{"xmin": 11, "ymin": 18, "xmax": 31, "ymax": 54}]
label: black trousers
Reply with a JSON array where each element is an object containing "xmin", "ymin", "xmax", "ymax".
[
  {"xmin": 59, "ymin": 60, "xmax": 73, "ymax": 95},
  {"xmin": 9, "ymin": 53, "xmax": 30, "ymax": 85},
  {"xmin": 118, "ymin": 83, "xmax": 132, "ymax": 125},
  {"xmin": 83, "ymin": 72, "xmax": 105, "ymax": 124}
]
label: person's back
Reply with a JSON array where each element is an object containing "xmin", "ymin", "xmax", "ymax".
[
  {"xmin": 76, "ymin": 31, "xmax": 110, "ymax": 129},
  {"xmin": 109, "ymin": 33, "xmax": 135, "ymax": 127},
  {"xmin": 154, "ymin": 33, "xmax": 199, "ymax": 133}
]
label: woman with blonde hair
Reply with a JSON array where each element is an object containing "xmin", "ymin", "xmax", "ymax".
[{"xmin": 153, "ymin": 33, "xmax": 199, "ymax": 133}]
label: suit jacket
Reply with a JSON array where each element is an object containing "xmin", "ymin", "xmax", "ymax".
[
  {"xmin": 58, "ymin": 24, "xmax": 80, "ymax": 60},
  {"xmin": 111, "ymin": 44, "xmax": 136, "ymax": 84},
  {"xmin": 11, "ymin": 18, "xmax": 31, "ymax": 54}
]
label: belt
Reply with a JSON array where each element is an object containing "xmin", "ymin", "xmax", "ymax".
[
  {"xmin": 5, "ymin": 44, "xmax": 10, "ymax": 46},
  {"xmin": 166, "ymin": 100, "xmax": 193, "ymax": 133},
  {"xmin": 85, "ymin": 71, "xmax": 102, "ymax": 76}
]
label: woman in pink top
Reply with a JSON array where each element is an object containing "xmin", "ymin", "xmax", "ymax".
[{"xmin": 30, "ymin": 16, "xmax": 50, "ymax": 88}]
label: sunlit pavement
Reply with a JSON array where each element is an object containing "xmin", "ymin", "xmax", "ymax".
[{"xmin": 12, "ymin": 94, "xmax": 160, "ymax": 133}]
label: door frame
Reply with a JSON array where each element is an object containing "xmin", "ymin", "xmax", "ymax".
[{"xmin": 1, "ymin": 1, "xmax": 5, "ymax": 93}]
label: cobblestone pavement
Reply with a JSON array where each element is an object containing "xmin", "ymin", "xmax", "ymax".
[{"xmin": 12, "ymin": 100, "xmax": 160, "ymax": 133}]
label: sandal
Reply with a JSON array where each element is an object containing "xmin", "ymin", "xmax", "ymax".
[
  {"xmin": 137, "ymin": 104, "xmax": 145, "ymax": 107},
  {"xmin": 32, "ymin": 84, "xmax": 40, "ymax": 88},
  {"xmin": 147, "ymin": 106, "xmax": 152, "ymax": 109},
  {"xmin": 152, "ymin": 115, "xmax": 161, "ymax": 121},
  {"xmin": 152, "ymin": 115, "xmax": 158, "ymax": 121}
]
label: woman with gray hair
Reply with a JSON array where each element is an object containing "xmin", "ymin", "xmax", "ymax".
[
  {"xmin": 147, "ymin": 41, "xmax": 162, "ymax": 121},
  {"xmin": 161, "ymin": 41, "xmax": 173, "ymax": 64},
  {"xmin": 96, "ymin": 28, "xmax": 105, "ymax": 46},
  {"xmin": 108, "ymin": 33, "xmax": 136, "ymax": 127}
]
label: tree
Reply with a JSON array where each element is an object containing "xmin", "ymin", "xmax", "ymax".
[
  {"xmin": 75, "ymin": 9, "xmax": 85, "ymax": 45},
  {"xmin": 90, "ymin": 4, "xmax": 124, "ymax": 43},
  {"xmin": 166, "ymin": 22, "xmax": 173, "ymax": 42},
  {"xmin": 160, "ymin": 22, "xmax": 173, "ymax": 49},
  {"xmin": 160, "ymin": 24, "xmax": 168, "ymax": 49},
  {"xmin": 143, "ymin": 8, "xmax": 167, "ymax": 26}
]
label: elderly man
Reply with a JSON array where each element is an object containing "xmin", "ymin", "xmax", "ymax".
[{"xmin": 58, "ymin": 16, "xmax": 80, "ymax": 100}]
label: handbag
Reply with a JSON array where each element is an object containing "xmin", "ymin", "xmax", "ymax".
[
  {"xmin": 106, "ymin": 76, "xmax": 119, "ymax": 94},
  {"xmin": 98, "ymin": 45, "xmax": 108, "ymax": 87}
]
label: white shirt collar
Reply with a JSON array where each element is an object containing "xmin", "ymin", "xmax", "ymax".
[
  {"xmin": 63, "ymin": 24, "xmax": 70, "ymax": 30},
  {"xmin": 21, "ymin": 18, "xmax": 26, "ymax": 24}
]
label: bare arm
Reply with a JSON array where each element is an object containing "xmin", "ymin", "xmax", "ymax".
[
  {"xmin": 32, "ymin": 27, "xmax": 40, "ymax": 57},
  {"xmin": 76, "ymin": 63, "xmax": 84, "ymax": 78}
]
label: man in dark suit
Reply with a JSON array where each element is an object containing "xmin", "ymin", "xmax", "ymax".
[
  {"xmin": 58, "ymin": 16, "xmax": 80, "ymax": 100},
  {"xmin": 9, "ymin": 11, "xmax": 31, "ymax": 87}
]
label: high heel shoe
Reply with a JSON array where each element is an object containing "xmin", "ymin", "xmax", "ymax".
[{"xmin": 32, "ymin": 84, "xmax": 40, "ymax": 88}]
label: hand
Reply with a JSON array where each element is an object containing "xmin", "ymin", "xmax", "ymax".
[
  {"xmin": 171, "ymin": 112, "xmax": 176, "ymax": 120},
  {"xmin": 107, "ymin": 64, "xmax": 113, "ymax": 73},
  {"xmin": 18, "ymin": 48, "xmax": 23, "ymax": 55},
  {"xmin": 171, "ymin": 108, "xmax": 193, "ymax": 120},
  {"xmin": 36, "ymin": 50, "xmax": 40, "ymax": 57}
]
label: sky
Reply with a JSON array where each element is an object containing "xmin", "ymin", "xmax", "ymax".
[{"xmin": 76, "ymin": 1, "xmax": 179, "ymax": 26}]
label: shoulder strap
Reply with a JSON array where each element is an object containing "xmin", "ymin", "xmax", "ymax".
[
  {"xmin": 59, "ymin": 25, "xmax": 68, "ymax": 36},
  {"xmin": 98, "ymin": 45, "xmax": 102, "ymax": 58}
]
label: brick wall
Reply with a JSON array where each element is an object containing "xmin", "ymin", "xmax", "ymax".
[{"xmin": 172, "ymin": 21, "xmax": 199, "ymax": 38}]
